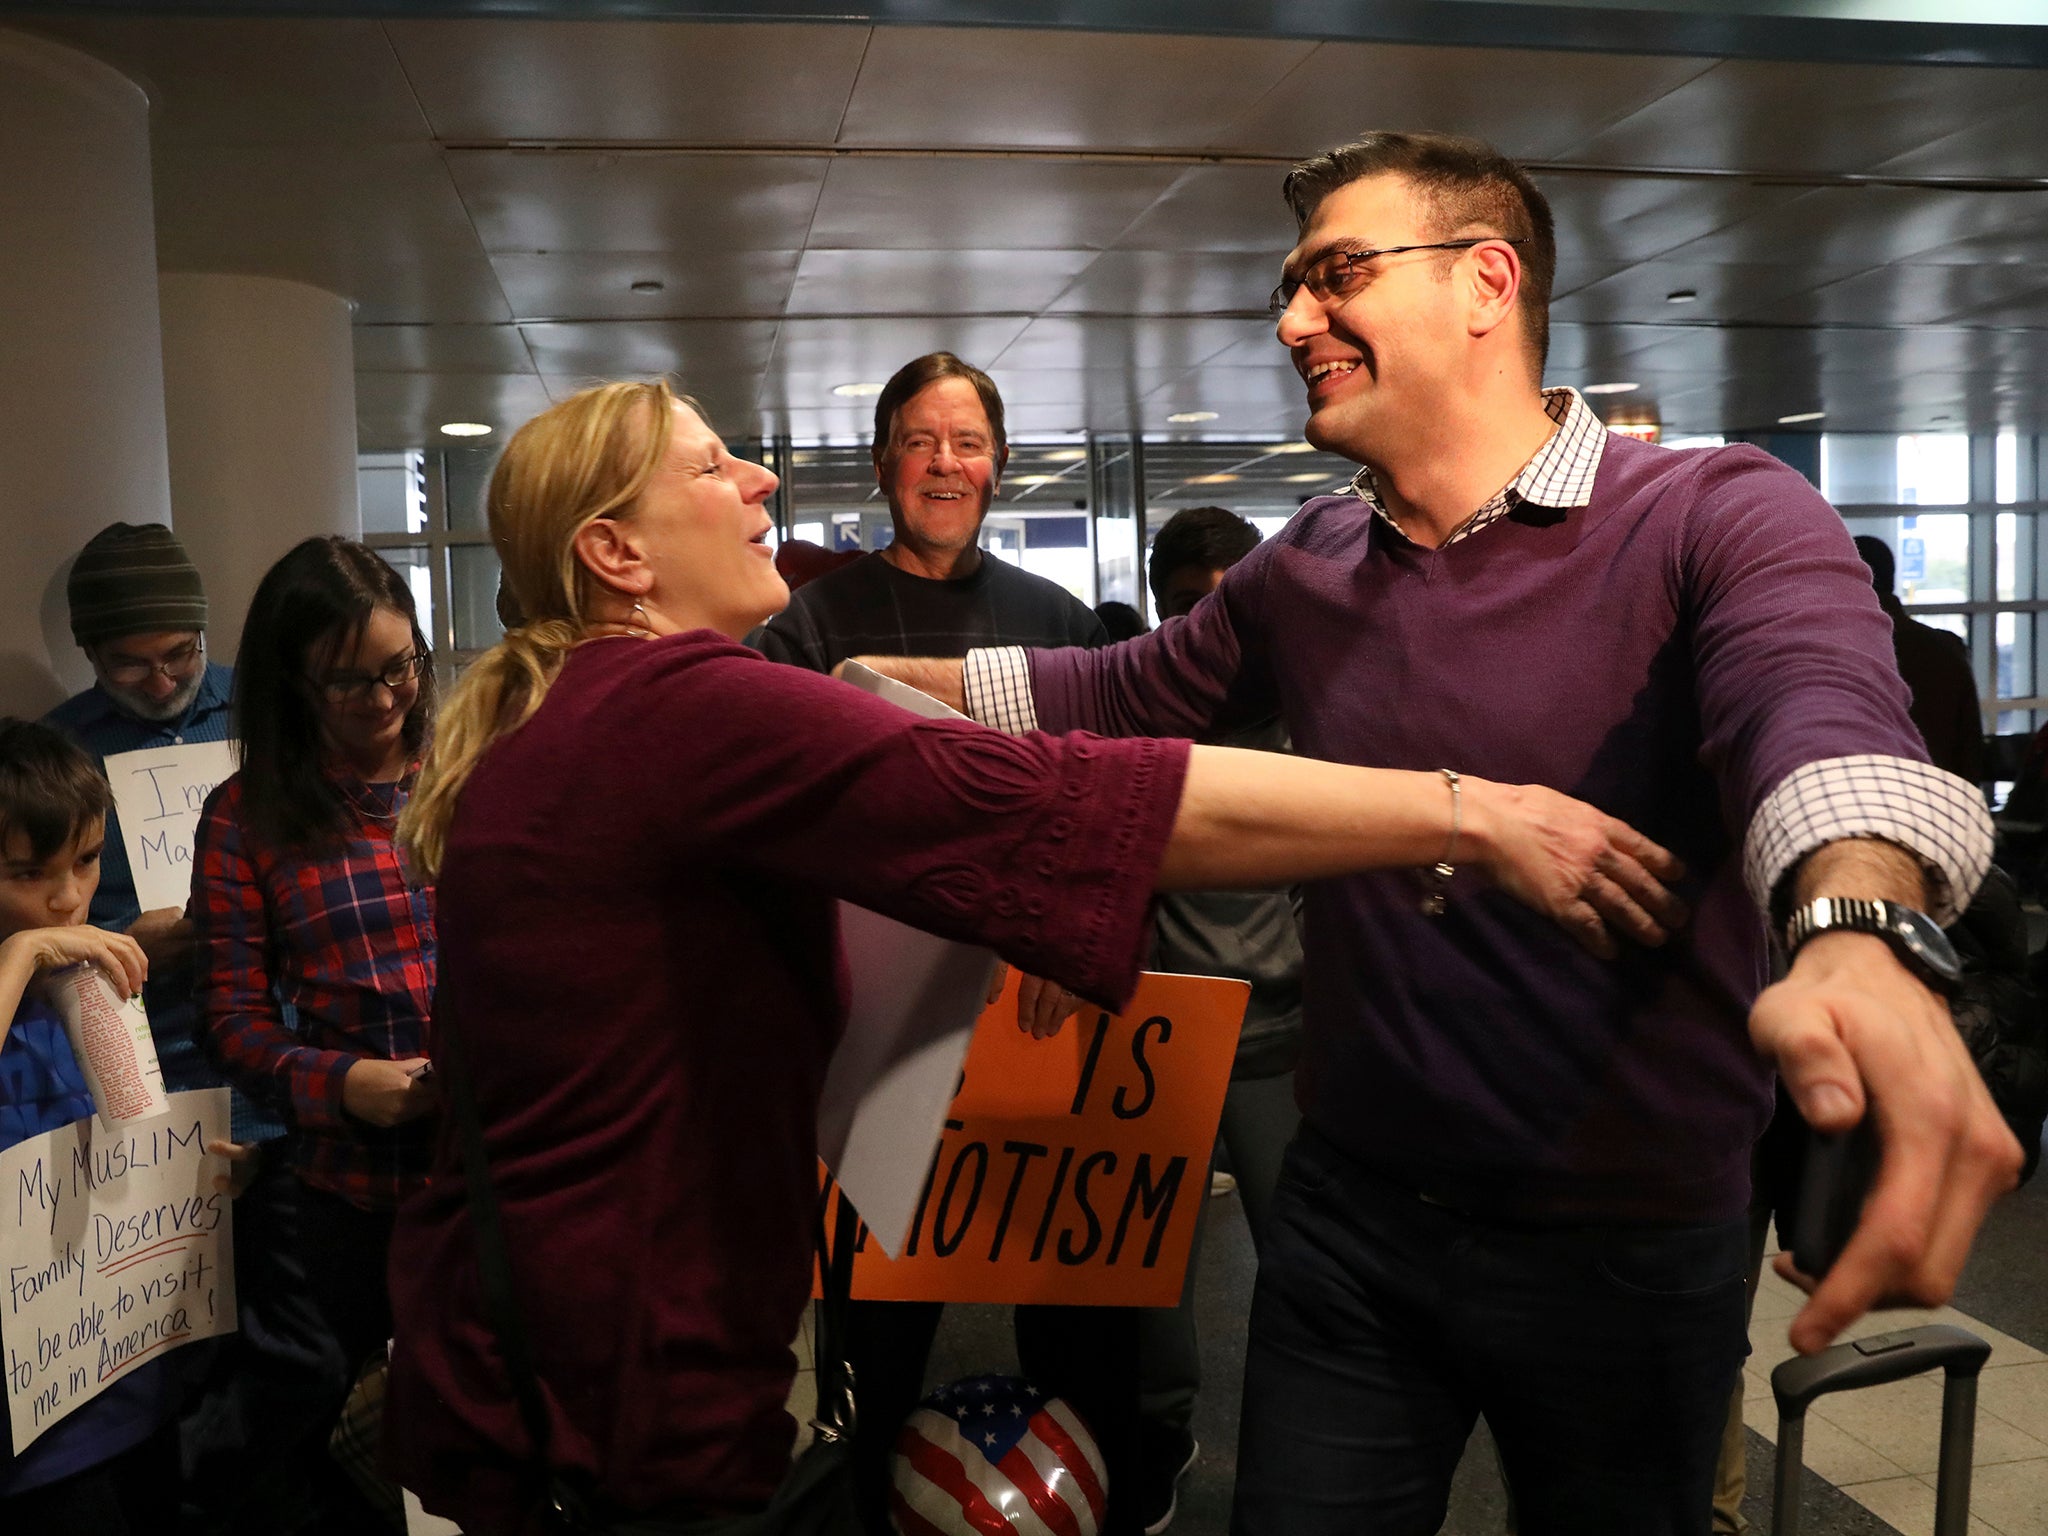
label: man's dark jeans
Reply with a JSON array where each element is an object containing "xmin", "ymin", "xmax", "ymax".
[{"xmin": 1233, "ymin": 1124, "xmax": 1750, "ymax": 1536}]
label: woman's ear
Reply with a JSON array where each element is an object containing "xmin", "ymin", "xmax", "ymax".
[{"xmin": 571, "ymin": 517, "xmax": 654, "ymax": 597}]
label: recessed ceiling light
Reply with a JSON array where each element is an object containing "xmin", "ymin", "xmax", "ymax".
[
  {"xmin": 1186, "ymin": 472, "xmax": 1240, "ymax": 485},
  {"xmin": 1039, "ymin": 448, "xmax": 1088, "ymax": 462},
  {"xmin": 1582, "ymin": 382, "xmax": 1640, "ymax": 396},
  {"xmin": 832, "ymin": 382, "xmax": 885, "ymax": 398},
  {"xmin": 1009, "ymin": 475, "xmax": 1061, "ymax": 487},
  {"xmin": 1268, "ymin": 441, "xmax": 1320, "ymax": 454},
  {"xmin": 1167, "ymin": 410, "xmax": 1219, "ymax": 423},
  {"xmin": 1286, "ymin": 471, "xmax": 1334, "ymax": 483},
  {"xmin": 1777, "ymin": 411, "xmax": 1825, "ymax": 425},
  {"xmin": 630, "ymin": 279, "xmax": 665, "ymax": 294},
  {"xmin": 1665, "ymin": 289, "xmax": 1698, "ymax": 305},
  {"xmin": 439, "ymin": 422, "xmax": 492, "ymax": 437}
]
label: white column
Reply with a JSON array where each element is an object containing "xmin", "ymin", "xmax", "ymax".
[
  {"xmin": 0, "ymin": 31, "xmax": 171, "ymax": 715},
  {"xmin": 158, "ymin": 274, "xmax": 362, "ymax": 662}
]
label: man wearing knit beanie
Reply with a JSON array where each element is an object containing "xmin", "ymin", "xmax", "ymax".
[{"xmin": 45, "ymin": 523, "xmax": 234, "ymax": 946}]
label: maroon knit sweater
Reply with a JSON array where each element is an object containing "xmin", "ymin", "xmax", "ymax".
[{"xmin": 385, "ymin": 633, "xmax": 1185, "ymax": 1532}]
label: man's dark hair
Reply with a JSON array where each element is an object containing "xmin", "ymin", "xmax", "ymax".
[
  {"xmin": 872, "ymin": 352, "xmax": 1008, "ymax": 462},
  {"xmin": 1281, "ymin": 130, "xmax": 1556, "ymax": 374},
  {"xmin": 1148, "ymin": 506, "xmax": 1262, "ymax": 608},
  {"xmin": 0, "ymin": 718, "xmax": 112, "ymax": 865},
  {"xmin": 235, "ymin": 536, "xmax": 436, "ymax": 851},
  {"xmin": 1095, "ymin": 601, "xmax": 1146, "ymax": 643},
  {"xmin": 1854, "ymin": 535, "xmax": 1897, "ymax": 595}
]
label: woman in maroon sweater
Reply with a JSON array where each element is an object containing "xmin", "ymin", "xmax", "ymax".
[{"xmin": 384, "ymin": 381, "xmax": 1681, "ymax": 1534}]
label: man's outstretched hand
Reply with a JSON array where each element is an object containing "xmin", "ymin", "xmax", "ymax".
[{"xmin": 1751, "ymin": 929, "xmax": 2021, "ymax": 1354}]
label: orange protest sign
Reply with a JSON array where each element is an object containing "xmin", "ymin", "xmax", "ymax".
[{"xmin": 826, "ymin": 970, "xmax": 1248, "ymax": 1308}]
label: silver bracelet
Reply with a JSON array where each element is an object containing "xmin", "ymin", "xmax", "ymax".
[{"xmin": 1421, "ymin": 768, "xmax": 1461, "ymax": 917}]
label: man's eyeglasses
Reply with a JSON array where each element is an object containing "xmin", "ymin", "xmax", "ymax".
[
  {"xmin": 1268, "ymin": 237, "xmax": 1529, "ymax": 320},
  {"xmin": 101, "ymin": 636, "xmax": 205, "ymax": 686},
  {"xmin": 315, "ymin": 651, "xmax": 431, "ymax": 705}
]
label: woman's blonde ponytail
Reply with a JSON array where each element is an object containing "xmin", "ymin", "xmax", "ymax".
[{"xmin": 399, "ymin": 381, "xmax": 680, "ymax": 879}]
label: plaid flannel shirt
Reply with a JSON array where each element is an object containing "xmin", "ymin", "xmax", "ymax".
[{"xmin": 192, "ymin": 772, "xmax": 435, "ymax": 1211}]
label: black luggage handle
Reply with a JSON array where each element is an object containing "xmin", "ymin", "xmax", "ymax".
[{"xmin": 1771, "ymin": 1324, "xmax": 1990, "ymax": 1536}]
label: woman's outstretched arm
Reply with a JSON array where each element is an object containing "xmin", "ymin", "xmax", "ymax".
[{"xmin": 1163, "ymin": 746, "xmax": 1686, "ymax": 959}]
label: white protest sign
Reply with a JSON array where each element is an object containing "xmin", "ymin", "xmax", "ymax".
[
  {"xmin": 45, "ymin": 964, "xmax": 168, "ymax": 1127},
  {"xmin": 817, "ymin": 664, "xmax": 1000, "ymax": 1259},
  {"xmin": 2, "ymin": 1089, "xmax": 236, "ymax": 1454},
  {"xmin": 102, "ymin": 741, "xmax": 237, "ymax": 913}
]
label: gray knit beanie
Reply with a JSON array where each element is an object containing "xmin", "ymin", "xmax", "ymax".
[{"xmin": 67, "ymin": 522, "xmax": 208, "ymax": 646}]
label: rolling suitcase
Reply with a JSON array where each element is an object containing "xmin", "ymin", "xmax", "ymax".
[{"xmin": 1770, "ymin": 1322, "xmax": 1990, "ymax": 1536}]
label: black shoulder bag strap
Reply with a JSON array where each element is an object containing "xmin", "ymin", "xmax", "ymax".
[{"xmin": 440, "ymin": 1015, "xmax": 860, "ymax": 1533}]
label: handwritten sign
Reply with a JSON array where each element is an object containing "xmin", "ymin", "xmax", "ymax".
[
  {"xmin": 825, "ymin": 972, "xmax": 1247, "ymax": 1308},
  {"xmin": 2, "ymin": 1089, "xmax": 236, "ymax": 1453},
  {"xmin": 102, "ymin": 741, "xmax": 237, "ymax": 913}
]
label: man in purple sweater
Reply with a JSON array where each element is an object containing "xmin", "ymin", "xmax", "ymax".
[{"xmin": 850, "ymin": 132, "xmax": 2020, "ymax": 1535}]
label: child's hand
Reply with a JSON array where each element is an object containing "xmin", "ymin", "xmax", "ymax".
[
  {"xmin": 4, "ymin": 926, "xmax": 147, "ymax": 996},
  {"xmin": 204, "ymin": 1138, "xmax": 262, "ymax": 1198}
]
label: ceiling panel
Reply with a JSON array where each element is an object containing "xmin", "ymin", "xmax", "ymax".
[
  {"xmin": 994, "ymin": 316, "xmax": 1266, "ymax": 373},
  {"xmin": 20, "ymin": 17, "xmax": 427, "ymax": 145},
  {"xmin": 354, "ymin": 371, "xmax": 554, "ymax": 452},
  {"xmin": 151, "ymin": 141, "xmax": 511, "ymax": 324},
  {"xmin": 353, "ymin": 323, "xmax": 534, "ymax": 373},
  {"xmin": 766, "ymin": 317, "xmax": 1036, "ymax": 382},
  {"xmin": 1549, "ymin": 261, "xmax": 1877, "ymax": 325},
  {"xmin": 1557, "ymin": 58, "xmax": 2043, "ymax": 175},
  {"xmin": 1047, "ymin": 251, "xmax": 1282, "ymax": 317},
  {"xmin": 489, "ymin": 250, "xmax": 802, "ymax": 321},
  {"xmin": 786, "ymin": 249, "xmax": 1097, "ymax": 317},
  {"xmin": 518, "ymin": 318, "xmax": 781, "ymax": 380},
  {"xmin": 387, "ymin": 20, "xmax": 872, "ymax": 144},
  {"xmin": 1216, "ymin": 41, "xmax": 1715, "ymax": 161},
  {"xmin": 446, "ymin": 150, "xmax": 830, "ymax": 254},
  {"xmin": 1657, "ymin": 184, "xmax": 2038, "ymax": 268},
  {"xmin": 1110, "ymin": 165, "xmax": 1301, "ymax": 255},
  {"xmin": 1733, "ymin": 262, "xmax": 2048, "ymax": 327},
  {"xmin": 1872, "ymin": 98, "xmax": 2048, "ymax": 181},
  {"xmin": 1533, "ymin": 173, "xmax": 1812, "ymax": 264},
  {"xmin": 837, "ymin": 28, "xmax": 1315, "ymax": 150},
  {"xmin": 807, "ymin": 157, "xmax": 1184, "ymax": 252}
]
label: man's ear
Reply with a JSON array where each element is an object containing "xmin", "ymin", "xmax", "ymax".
[
  {"xmin": 1464, "ymin": 240, "xmax": 1523, "ymax": 345},
  {"xmin": 991, "ymin": 443, "xmax": 1009, "ymax": 493},
  {"xmin": 570, "ymin": 517, "xmax": 653, "ymax": 597}
]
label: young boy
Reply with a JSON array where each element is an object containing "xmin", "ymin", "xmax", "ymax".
[{"xmin": 0, "ymin": 717, "xmax": 179, "ymax": 1529}]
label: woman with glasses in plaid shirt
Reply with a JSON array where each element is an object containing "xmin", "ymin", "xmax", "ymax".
[{"xmin": 190, "ymin": 537, "xmax": 440, "ymax": 1521}]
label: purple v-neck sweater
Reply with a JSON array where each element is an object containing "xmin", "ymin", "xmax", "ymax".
[{"xmin": 1031, "ymin": 436, "xmax": 1925, "ymax": 1222}]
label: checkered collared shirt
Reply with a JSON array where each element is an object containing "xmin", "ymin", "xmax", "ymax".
[
  {"xmin": 1347, "ymin": 386, "xmax": 1607, "ymax": 545},
  {"xmin": 193, "ymin": 772, "xmax": 436, "ymax": 1211},
  {"xmin": 966, "ymin": 393, "xmax": 1992, "ymax": 927}
]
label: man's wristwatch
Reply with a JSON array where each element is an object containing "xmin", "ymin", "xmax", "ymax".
[{"xmin": 1783, "ymin": 896, "xmax": 1963, "ymax": 995}]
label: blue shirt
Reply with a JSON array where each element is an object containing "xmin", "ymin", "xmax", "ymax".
[
  {"xmin": 44, "ymin": 664, "xmax": 235, "ymax": 929},
  {"xmin": 0, "ymin": 996, "xmax": 180, "ymax": 1497},
  {"xmin": 43, "ymin": 666, "xmax": 282, "ymax": 1144}
]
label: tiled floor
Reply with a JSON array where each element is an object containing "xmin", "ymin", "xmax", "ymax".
[{"xmin": 830, "ymin": 1128, "xmax": 2048, "ymax": 1536}]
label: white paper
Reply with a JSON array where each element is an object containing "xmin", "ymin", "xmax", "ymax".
[
  {"xmin": 2, "ymin": 1089, "xmax": 237, "ymax": 1454},
  {"xmin": 817, "ymin": 663, "xmax": 999, "ymax": 1258},
  {"xmin": 102, "ymin": 740, "xmax": 237, "ymax": 913},
  {"xmin": 45, "ymin": 964, "xmax": 168, "ymax": 1127}
]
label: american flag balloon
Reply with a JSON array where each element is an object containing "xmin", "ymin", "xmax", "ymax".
[{"xmin": 890, "ymin": 1373, "xmax": 1108, "ymax": 1536}]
